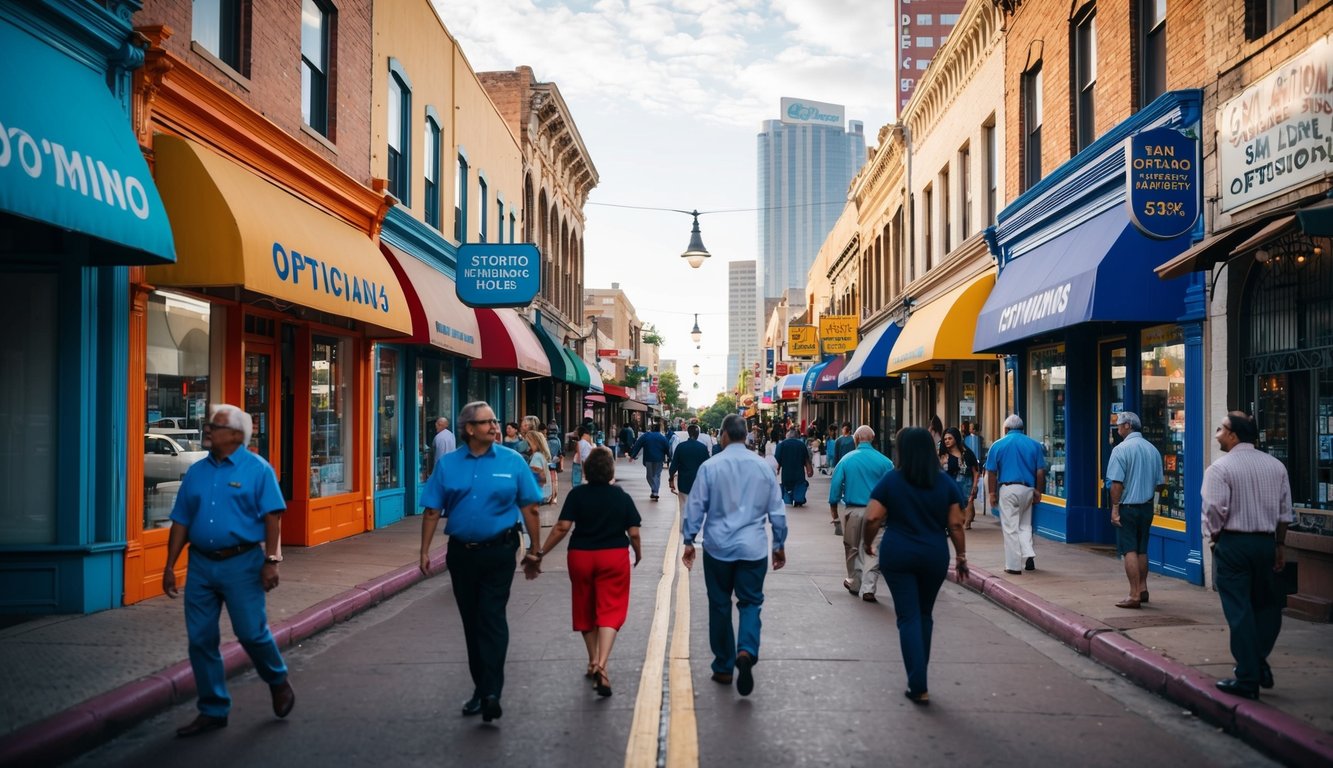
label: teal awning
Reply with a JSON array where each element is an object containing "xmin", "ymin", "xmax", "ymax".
[
  {"xmin": 564, "ymin": 348, "xmax": 590, "ymax": 388},
  {"xmin": 529, "ymin": 320, "xmax": 579, "ymax": 384},
  {"xmin": 0, "ymin": 20, "xmax": 174, "ymax": 264}
]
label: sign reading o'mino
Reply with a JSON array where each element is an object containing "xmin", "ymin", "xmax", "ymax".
[
  {"xmin": 788, "ymin": 325, "xmax": 818, "ymax": 358},
  {"xmin": 819, "ymin": 315, "xmax": 858, "ymax": 353}
]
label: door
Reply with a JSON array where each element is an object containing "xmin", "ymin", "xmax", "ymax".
[
  {"xmin": 245, "ymin": 344, "xmax": 277, "ymax": 470},
  {"xmin": 1098, "ymin": 340, "xmax": 1127, "ymax": 508}
]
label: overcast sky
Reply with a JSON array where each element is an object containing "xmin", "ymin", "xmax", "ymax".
[{"xmin": 434, "ymin": 0, "xmax": 895, "ymax": 406}]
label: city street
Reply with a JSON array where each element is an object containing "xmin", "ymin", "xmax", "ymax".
[{"xmin": 70, "ymin": 466, "xmax": 1274, "ymax": 768}]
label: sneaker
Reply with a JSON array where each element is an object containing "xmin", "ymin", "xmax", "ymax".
[
  {"xmin": 832, "ymin": 521, "xmax": 843, "ymax": 536},
  {"xmin": 735, "ymin": 652, "xmax": 756, "ymax": 696},
  {"xmin": 1024, "ymin": 557, "xmax": 1036, "ymax": 571}
]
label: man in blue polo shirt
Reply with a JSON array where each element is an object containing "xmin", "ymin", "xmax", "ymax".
[
  {"xmin": 828, "ymin": 426, "xmax": 895, "ymax": 602},
  {"xmin": 1105, "ymin": 411, "xmax": 1164, "ymax": 609},
  {"xmin": 163, "ymin": 404, "xmax": 293, "ymax": 738},
  {"xmin": 419, "ymin": 400, "xmax": 544, "ymax": 724},
  {"xmin": 986, "ymin": 414, "xmax": 1047, "ymax": 574}
]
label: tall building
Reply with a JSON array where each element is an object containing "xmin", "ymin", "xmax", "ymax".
[
  {"xmin": 727, "ymin": 260, "xmax": 758, "ymax": 391},
  {"xmin": 894, "ymin": 0, "xmax": 967, "ymax": 113},
  {"xmin": 757, "ymin": 99, "xmax": 866, "ymax": 303}
]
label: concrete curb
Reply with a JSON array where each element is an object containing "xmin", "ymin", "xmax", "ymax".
[
  {"xmin": 951, "ymin": 566, "xmax": 1333, "ymax": 767},
  {"xmin": 0, "ymin": 551, "xmax": 447, "ymax": 767}
]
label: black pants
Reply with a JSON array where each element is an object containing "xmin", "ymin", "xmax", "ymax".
[
  {"xmin": 1214, "ymin": 532, "xmax": 1282, "ymax": 687},
  {"xmin": 446, "ymin": 537, "xmax": 519, "ymax": 699}
]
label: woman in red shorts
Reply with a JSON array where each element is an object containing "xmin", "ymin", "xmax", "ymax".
[{"xmin": 538, "ymin": 446, "xmax": 642, "ymax": 696}]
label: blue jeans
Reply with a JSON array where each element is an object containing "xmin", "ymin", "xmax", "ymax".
[
  {"xmin": 644, "ymin": 460, "xmax": 664, "ymax": 494},
  {"xmin": 781, "ymin": 480, "xmax": 809, "ymax": 505},
  {"xmin": 185, "ymin": 547, "xmax": 288, "ymax": 717},
  {"xmin": 880, "ymin": 537, "xmax": 948, "ymax": 696},
  {"xmin": 702, "ymin": 552, "xmax": 767, "ymax": 675}
]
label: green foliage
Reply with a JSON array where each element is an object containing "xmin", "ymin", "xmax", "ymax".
[
  {"xmin": 698, "ymin": 394, "xmax": 738, "ymax": 431},
  {"xmin": 657, "ymin": 370, "xmax": 683, "ymax": 412},
  {"xmin": 642, "ymin": 323, "xmax": 665, "ymax": 347}
]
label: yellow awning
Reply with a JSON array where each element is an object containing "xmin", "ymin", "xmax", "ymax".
[
  {"xmin": 887, "ymin": 269, "xmax": 996, "ymax": 373},
  {"xmin": 146, "ymin": 134, "xmax": 412, "ymax": 335}
]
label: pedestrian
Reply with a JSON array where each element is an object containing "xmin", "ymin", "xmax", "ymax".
[
  {"xmin": 962, "ymin": 423, "xmax": 986, "ymax": 525},
  {"xmin": 433, "ymin": 416, "xmax": 456, "ymax": 466},
  {"xmin": 985, "ymin": 414, "xmax": 1046, "ymax": 574},
  {"xmin": 939, "ymin": 427, "xmax": 981, "ymax": 529},
  {"xmin": 524, "ymin": 429, "xmax": 555, "ymax": 505},
  {"xmin": 757, "ymin": 441, "xmax": 779, "ymax": 476},
  {"xmin": 668, "ymin": 424, "xmax": 712, "ymax": 497},
  {"xmin": 546, "ymin": 421, "xmax": 564, "ymax": 505},
  {"xmin": 571, "ymin": 426, "xmax": 595, "ymax": 488},
  {"xmin": 830, "ymin": 422, "xmax": 855, "ymax": 470},
  {"xmin": 1105, "ymin": 411, "xmax": 1164, "ymax": 609},
  {"xmin": 418, "ymin": 400, "xmax": 545, "ymax": 723},
  {"xmin": 162, "ymin": 404, "xmax": 294, "ymax": 737},
  {"xmin": 828, "ymin": 425, "xmax": 895, "ymax": 602},
  {"xmin": 502, "ymin": 421, "xmax": 526, "ymax": 453},
  {"xmin": 809, "ymin": 433, "xmax": 827, "ymax": 475},
  {"xmin": 628, "ymin": 420, "xmax": 671, "ymax": 501},
  {"xmin": 537, "ymin": 447, "xmax": 642, "ymax": 697},
  {"xmin": 773, "ymin": 428, "xmax": 814, "ymax": 506},
  {"xmin": 618, "ymin": 423, "xmax": 636, "ymax": 459},
  {"xmin": 928, "ymin": 415, "xmax": 944, "ymax": 450},
  {"xmin": 1202, "ymin": 411, "xmax": 1294, "ymax": 700},
  {"xmin": 863, "ymin": 427, "xmax": 969, "ymax": 704},
  {"xmin": 682, "ymin": 414, "xmax": 788, "ymax": 697}
]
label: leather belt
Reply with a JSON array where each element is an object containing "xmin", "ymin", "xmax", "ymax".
[
  {"xmin": 454, "ymin": 528, "xmax": 519, "ymax": 551},
  {"xmin": 194, "ymin": 542, "xmax": 260, "ymax": 561},
  {"xmin": 1000, "ymin": 482, "xmax": 1032, "ymax": 487}
]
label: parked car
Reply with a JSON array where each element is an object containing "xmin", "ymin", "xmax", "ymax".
[
  {"xmin": 149, "ymin": 417, "xmax": 191, "ymax": 430},
  {"xmin": 144, "ymin": 433, "xmax": 207, "ymax": 486}
]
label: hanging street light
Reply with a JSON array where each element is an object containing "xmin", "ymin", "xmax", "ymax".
[
  {"xmin": 690, "ymin": 314, "xmax": 702, "ymax": 348},
  {"xmin": 692, "ymin": 363, "xmax": 701, "ymax": 376},
  {"xmin": 681, "ymin": 210, "xmax": 711, "ymax": 269}
]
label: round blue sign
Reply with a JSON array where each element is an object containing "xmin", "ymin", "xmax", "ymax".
[{"xmin": 1125, "ymin": 127, "xmax": 1200, "ymax": 240}]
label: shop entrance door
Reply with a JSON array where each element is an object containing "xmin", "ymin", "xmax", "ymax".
[
  {"xmin": 1098, "ymin": 340, "xmax": 1127, "ymax": 508},
  {"xmin": 245, "ymin": 345, "xmax": 276, "ymax": 466}
]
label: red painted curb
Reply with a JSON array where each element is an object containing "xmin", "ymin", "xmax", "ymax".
[
  {"xmin": 0, "ymin": 710, "xmax": 96, "ymax": 767},
  {"xmin": 1235, "ymin": 699, "xmax": 1333, "ymax": 767},
  {"xmin": 980, "ymin": 578, "xmax": 1113, "ymax": 654},
  {"xmin": 1089, "ymin": 632, "xmax": 1174, "ymax": 694}
]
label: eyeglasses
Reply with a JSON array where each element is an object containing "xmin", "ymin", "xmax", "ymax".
[
  {"xmin": 203, "ymin": 423, "xmax": 238, "ymax": 432},
  {"xmin": 468, "ymin": 418, "xmax": 500, "ymax": 426}
]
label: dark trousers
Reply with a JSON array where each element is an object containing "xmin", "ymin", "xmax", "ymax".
[
  {"xmin": 702, "ymin": 552, "xmax": 768, "ymax": 675},
  {"xmin": 881, "ymin": 539, "xmax": 948, "ymax": 696},
  {"xmin": 781, "ymin": 480, "xmax": 809, "ymax": 505},
  {"xmin": 1214, "ymin": 532, "xmax": 1282, "ymax": 687},
  {"xmin": 446, "ymin": 537, "xmax": 519, "ymax": 699}
]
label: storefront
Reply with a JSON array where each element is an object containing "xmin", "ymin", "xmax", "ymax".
[
  {"xmin": 838, "ymin": 319, "xmax": 906, "ymax": 454},
  {"xmin": 0, "ymin": 5, "xmax": 177, "ymax": 614},
  {"xmin": 974, "ymin": 90, "xmax": 1206, "ymax": 584},
  {"xmin": 473, "ymin": 307, "xmax": 551, "ymax": 425}
]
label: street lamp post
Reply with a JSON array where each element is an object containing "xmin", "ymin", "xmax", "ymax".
[
  {"xmin": 681, "ymin": 210, "xmax": 711, "ymax": 268},
  {"xmin": 691, "ymin": 314, "xmax": 702, "ymax": 349}
]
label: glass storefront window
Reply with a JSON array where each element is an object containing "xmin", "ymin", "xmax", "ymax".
[
  {"xmin": 1027, "ymin": 345, "xmax": 1066, "ymax": 499},
  {"xmin": 375, "ymin": 348, "xmax": 399, "ymax": 491},
  {"xmin": 145, "ymin": 290, "xmax": 212, "ymax": 529},
  {"xmin": 311, "ymin": 335, "xmax": 352, "ymax": 498},
  {"xmin": 418, "ymin": 357, "xmax": 455, "ymax": 482},
  {"xmin": 1141, "ymin": 325, "xmax": 1185, "ymax": 522},
  {"xmin": 0, "ymin": 272, "xmax": 57, "ymax": 544}
]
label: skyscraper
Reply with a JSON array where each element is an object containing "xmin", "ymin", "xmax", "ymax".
[
  {"xmin": 727, "ymin": 260, "xmax": 757, "ymax": 392},
  {"xmin": 757, "ymin": 99, "xmax": 865, "ymax": 303},
  {"xmin": 894, "ymin": 0, "xmax": 967, "ymax": 113}
]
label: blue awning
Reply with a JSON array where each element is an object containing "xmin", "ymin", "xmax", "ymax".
[
  {"xmin": 0, "ymin": 20, "xmax": 175, "ymax": 264},
  {"xmin": 837, "ymin": 321, "xmax": 904, "ymax": 389},
  {"xmin": 801, "ymin": 361, "xmax": 829, "ymax": 394},
  {"xmin": 974, "ymin": 207, "xmax": 1191, "ymax": 352}
]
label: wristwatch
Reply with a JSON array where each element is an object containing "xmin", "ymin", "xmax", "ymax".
[{"xmin": 265, "ymin": 555, "xmax": 282, "ymax": 564}]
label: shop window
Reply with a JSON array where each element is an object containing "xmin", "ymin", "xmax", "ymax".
[
  {"xmin": 1139, "ymin": 0, "xmax": 1167, "ymax": 106},
  {"xmin": 984, "ymin": 118, "xmax": 998, "ymax": 226},
  {"xmin": 1247, "ymin": 0, "xmax": 1309, "ymax": 38},
  {"xmin": 310, "ymin": 335, "xmax": 352, "ymax": 498},
  {"xmin": 479, "ymin": 177, "xmax": 489, "ymax": 243},
  {"xmin": 417, "ymin": 358, "xmax": 455, "ymax": 482},
  {"xmin": 193, "ymin": 0, "xmax": 246, "ymax": 75},
  {"xmin": 386, "ymin": 63, "xmax": 411, "ymax": 205},
  {"xmin": 375, "ymin": 349, "xmax": 400, "ymax": 492},
  {"xmin": 144, "ymin": 291, "xmax": 213, "ymax": 527},
  {"xmin": 424, "ymin": 114, "xmax": 441, "ymax": 228},
  {"xmin": 958, "ymin": 142, "xmax": 971, "ymax": 239},
  {"xmin": 497, "ymin": 200, "xmax": 505, "ymax": 243},
  {"xmin": 1027, "ymin": 345, "xmax": 1066, "ymax": 498},
  {"xmin": 0, "ymin": 273, "xmax": 58, "ymax": 544},
  {"xmin": 1073, "ymin": 9, "xmax": 1097, "ymax": 152},
  {"xmin": 455, "ymin": 155, "xmax": 469, "ymax": 243},
  {"xmin": 300, "ymin": 0, "xmax": 332, "ymax": 137},
  {"xmin": 1141, "ymin": 325, "xmax": 1186, "ymax": 522}
]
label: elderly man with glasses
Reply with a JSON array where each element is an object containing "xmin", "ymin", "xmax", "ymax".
[
  {"xmin": 419, "ymin": 400, "xmax": 544, "ymax": 723},
  {"xmin": 1105, "ymin": 411, "xmax": 1165, "ymax": 609},
  {"xmin": 162, "ymin": 404, "xmax": 294, "ymax": 737}
]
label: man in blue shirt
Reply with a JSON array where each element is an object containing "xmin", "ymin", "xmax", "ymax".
[
  {"xmin": 1105, "ymin": 411, "xmax": 1165, "ymax": 609},
  {"xmin": 668, "ymin": 424, "xmax": 712, "ymax": 497},
  {"xmin": 828, "ymin": 426, "xmax": 895, "ymax": 602},
  {"xmin": 986, "ymin": 414, "xmax": 1047, "ymax": 574},
  {"xmin": 682, "ymin": 415, "xmax": 787, "ymax": 697},
  {"xmin": 418, "ymin": 400, "xmax": 544, "ymax": 723},
  {"xmin": 773, "ymin": 428, "xmax": 814, "ymax": 506},
  {"xmin": 163, "ymin": 404, "xmax": 293, "ymax": 737},
  {"xmin": 629, "ymin": 421, "xmax": 672, "ymax": 501}
]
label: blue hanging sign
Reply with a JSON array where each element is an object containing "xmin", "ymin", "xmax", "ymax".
[
  {"xmin": 455, "ymin": 243, "xmax": 541, "ymax": 308},
  {"xmin": 1125, "ymin": 127, "xmax": 1200, "ymax": 240}
]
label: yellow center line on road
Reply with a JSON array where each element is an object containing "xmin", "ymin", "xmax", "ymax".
[{"xmin": 666, "ymin": 503, "xmax": 698, "ymax": 767}]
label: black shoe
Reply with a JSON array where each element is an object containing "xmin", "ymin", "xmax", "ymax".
[
  {"xmin": 462, "ymin": 696, "xmax": 483, "ymax": 716},
  {"xmin": 1004, "ymin": 569, "xmax": 1022, "ymax": 575},
  {"xmin": 904, "ymin": 690, "xmax": 930, "ymax": 705},
  {"xmin": 480, "ymin": 695, "xmax": 502, "ymax": 722},
  {"xmin": 735, "ymin": 651, "xmax": 755, "ymax": 697},
  {"xmin": 176, "ymin": 714, "xmax": 228, "ymax": 738},
  {"xmin": 650, "ymin": 495, "xmax": 659, "ymax": 501},
  {"xmin": 1215, "ymin": 679, "xmax": 1259, "ymax": 699},
  {"xmin": 1025, "ymin": 557, "xmax": 1036, "ymax": 571},
  {"xmin": 710, "ymin": 672, "xmax": 733, "ymax": 685},
  {"xmin": 1260, "ymin": 666, "xmax": 1274, "ymax": 689},
  {"xmin": 270, "ymin": 680, "xmax": 295, "ymax": 718}
]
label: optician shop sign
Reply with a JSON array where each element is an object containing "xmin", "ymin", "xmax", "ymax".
[
  {"xmin": 1217, "ymin": 36, "xmax": 1333, "ymax": 212},
  {"xmin": 456, "ymin": 243, "xmax": 540, "ymax": 308},
  {"xmin": 1125, "ymin": 127, "xmax": 1199, "ymax": 239},
  {"xmin": 779, "ymin": 97, "xmax": 845, "ymax": 128}
]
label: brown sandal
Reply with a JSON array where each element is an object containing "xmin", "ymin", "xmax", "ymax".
[
  {"xmin": 593, "ymin": 666, "xmax": 612, "ymax": 697},
  {"xmin": 586, "ymin": 662, "xmax": 597, "ymax": 679}
]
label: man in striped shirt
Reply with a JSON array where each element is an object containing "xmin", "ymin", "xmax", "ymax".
[{"xmin": 1201, "ymin": 411, "xmax": 1294, "ymax": 700}]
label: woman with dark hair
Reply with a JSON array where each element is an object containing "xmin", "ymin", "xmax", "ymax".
[
  {"xmin": 864, "ymin": 427, "xmax": 969, "ymax": 705},
  {"xmin": 571, "ymin": 426, "xmax": 595, "ymax": 487},
  {"xmin": 928, "ymin": 415, "xmax": 944, "ymax": 451},
  {"xmin": 502, "ymin": 422, "xmax": 526, "ymax": 454},
  {"xmin": 538, "ymin": 447, "xmax": 642, "ymax": 697},
  {"xmin": 939, "ymin": 427, "xmax": 981, "ymax": 529}
]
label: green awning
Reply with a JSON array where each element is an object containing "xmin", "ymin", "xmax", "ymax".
[
  {"xmin": 563, "ymin": 348, "xmax": 590, "ymax": 388},
  {"xmin": 529, "ymin": 320, "xmax": 579, "ymax": 384}
]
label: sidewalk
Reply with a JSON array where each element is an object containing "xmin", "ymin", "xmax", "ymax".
[{"xmin": 3, "ymin": 465, "xmax": 1332, "ymax": 766}]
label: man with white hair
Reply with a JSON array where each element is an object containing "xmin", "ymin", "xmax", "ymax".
[
  {"xmin": 986, "ymin": 414, "xmax": 1047, "ymax": 574},
  {"xmin": 1105, "ymin": 411, "xmax": 1164, "ymax": 609},
  {"xmin": 828, "ymin": 426, "xmax": 894, "ymax": 602},
  {"xmin": 163, "ymin": 404, "xmax": 294, "ymax": 737},
  {"xmin": 433, "ymin": 416, "xmax": 456, "ymax": 467}
]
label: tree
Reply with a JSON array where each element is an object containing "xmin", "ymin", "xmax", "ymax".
[
  {"xmin": 657, "ymin": 370, "xmax": 683, "ymax": 413},
  {"xmin": 698, "ymin": 394, "xmax": 738, "ymax": 431},
  {"xmin": 642, "ymin": 323, "xmax": 665, "ymax": 346}
]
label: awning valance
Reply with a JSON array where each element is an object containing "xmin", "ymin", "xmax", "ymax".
[
  {"xmin": 888, "ymin": 270, "xmax": 995, "ymax": 373},
  {"xmin": 530, "ymin": 321, "xmax": 581, "ymax": 384},
  {"xmin": 814, "ymin": 356, "xmax": 847, "ymax": 392},
  {"xmin": 802, "ymin": 361, "xmax": 829, "ymax": 394},
  {"xmin": 382, "ymin": 244, "xmax": 481, "ymax": 358},
  {"xmin": 621, "ymin": 399, "xmax": 648, "ymax": 412},
  {"xmin": 147, "ymin": 134, "xmax": 412, "ymax": 335},
  {"xmin": 838, "ymin": 321, "xmax": 904, "ymax": 388},
  {"xmin": 474, "ymin": 308, "xmax": 551, "ymax": 375},
  {"xmin": 603, "ymin": 383, "xmax": 632, "ymax": 399},
  {"xmin": 777, "ymin": 373, "xmax": 805, "ymax": 401},
  {"xmin": 975, "ymin": 207, "xmax": 1190, "ymax": 353},
  {"xmin": 580, "ymin": 359, "xmax": 605, "ymax": 393}
]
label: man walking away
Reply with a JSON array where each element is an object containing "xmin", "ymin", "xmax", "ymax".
[
  {"xmin": 830, "ymin": 423, "xmax": 855, "ymax": 471},
  {"xmin": 629, "ymin": 420, "xmax": 672, "ymax": 501},
  {"xmin": 668, "ymin": 424, "xmax": 711, "ymax": 498},
  {"xmin": 433, "ymin": 416, "xmax": 456, "ymax": 466},
  {"xmin": 682, "ymin": 415, "xmax": 787, "ymax": 697},
  {"xmin": 828, "ymin": 426, "xmax": 894, "ymax": 601},
  {"xmin": 1105, "ymin": 411, "xmax": 1164, "ymax": 609},
  {"xmin": 774, "ymin": 429, "xmax": 813, "ymax": 506},
  {"xmin": 986, "ymin": 414, "xmax": 1046, "ymax": 574},
  {"xmin": 1202, "ymin": 411, "xmax": 1294, "ymax": 700}
]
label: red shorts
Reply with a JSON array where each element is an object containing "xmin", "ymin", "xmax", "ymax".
[{"xmin": 567, "ymin": 547, "xmax": 632, "ymax": 632}]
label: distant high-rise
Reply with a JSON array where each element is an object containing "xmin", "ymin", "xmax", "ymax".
[
  {"xmin": 727, "ymin": 260, "xmax": 758, "ymax": 392},
  {"xmin": 758, "ymin": 99, "xmax": 865, "ymax": 303},
  {"xmin": 894, "ymin": 0, "xmax": 967, "ymax": 114}
]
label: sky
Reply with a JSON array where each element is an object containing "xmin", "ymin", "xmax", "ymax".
[{"xmin": 434, "ymin": 0, "xmax": 895, "ymax": 407}]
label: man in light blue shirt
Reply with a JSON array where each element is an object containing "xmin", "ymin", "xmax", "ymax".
[
  {"xmin": 986, "ymin": 414, "xmax": 1047, "ymax": 574},
  {"xmin": 1105, "ymin": 411, "xmax": 1165, "ymax": 609},
  {"xmin": 682, "ymin": 414, "xmax": 787, "ymax": 697},
  {"xmin": 828, "ymin": 426, "xmax": 895, "ymax": 601}
]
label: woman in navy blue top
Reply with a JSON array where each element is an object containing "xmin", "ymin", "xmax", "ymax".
[{"xmin": 864, "ymin": 427, "xmax": 970, "ymax": 704}]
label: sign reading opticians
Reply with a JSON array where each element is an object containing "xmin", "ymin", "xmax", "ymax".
[
  {"xmin": 1125, "ymin": 127, "xmax": 1199, "ymax": 239},
  {"xmin": 1217, "ymin": 36, "xmax": 1333, "ymax": 212},
  {"xmin": 819, "ymin": 314, "xmax": 859, "ymax": 353},
  {"xmin": 779, "ymin": 97, "xmax": 845, "ymax": 128},
  {"xmin": 456, "ymin": 243, "xmax": 540, "ymax": 308},
  {"xmin": 787, "ymin": 325, "xmax": 819, "ymax": 358}
]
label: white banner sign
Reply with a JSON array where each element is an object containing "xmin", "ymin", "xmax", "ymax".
[{"xmin": 779, "ymin": 97, "xmax": 845, "ymax": 128}]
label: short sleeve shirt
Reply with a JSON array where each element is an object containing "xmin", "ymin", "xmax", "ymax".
[
  {"xmin": 869, "ymin": 469, "xmax": 964, "ymax": 543},
  {"xmin": 420, "ymin": 443, "xmax": 543, "ymax": 542},
  {"xmin": 170, "ymin": 447, "xmax": 285, "ymax": 550},
  {"xmin": 559, "ymin": 484, "xmax": 642, "ymax": 549},
  {"xmin": 1104, "ymin": 432, "xmax": 1164, "ymax": 504}
]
